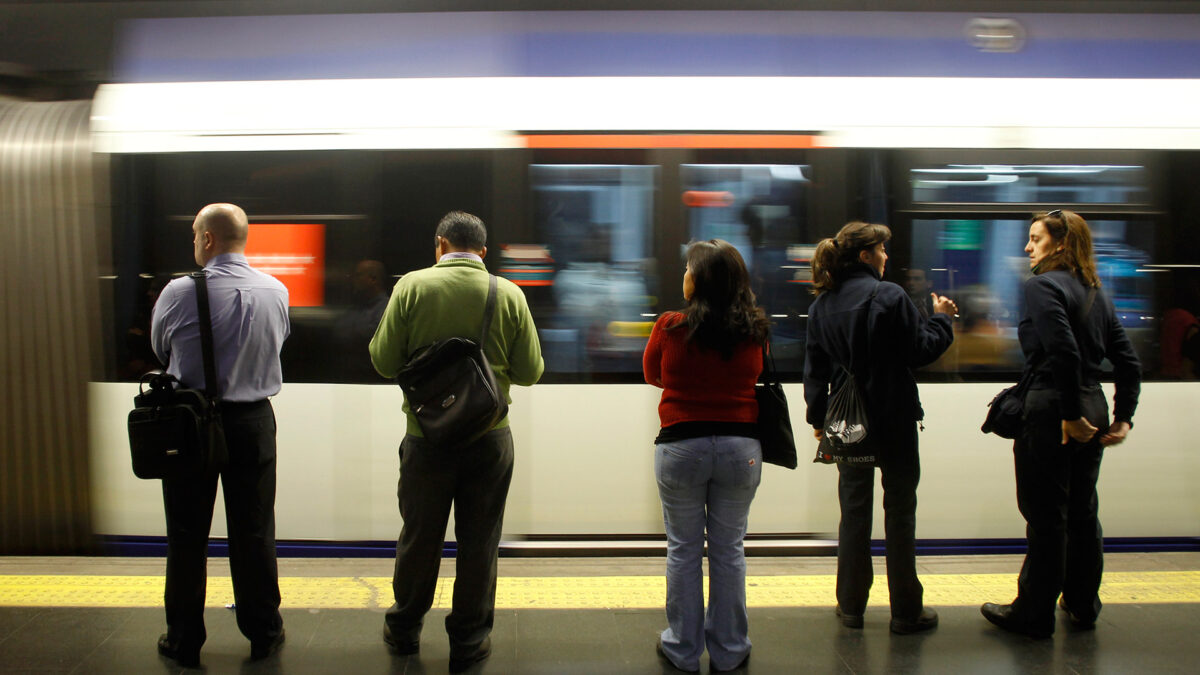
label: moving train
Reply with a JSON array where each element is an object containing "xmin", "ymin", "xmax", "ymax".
[{"xmin": 40, "ymin": 9, "xmax": 1200, "ymax": 553}]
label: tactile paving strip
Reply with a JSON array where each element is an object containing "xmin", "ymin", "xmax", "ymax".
[{"xmin": 1, "ymin": 572, "xmax": 1197, "ymax": 609}]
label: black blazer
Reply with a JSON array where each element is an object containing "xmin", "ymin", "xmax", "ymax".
[
  {"xmin": 804, "ymin": 265, "xmax": 954, "ymax": 431},
  {"xmin": 1018, "ymin": 269, "xmax": 1141, "ymax": 424}
]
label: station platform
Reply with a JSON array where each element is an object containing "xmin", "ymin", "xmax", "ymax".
[{"xmin": 2, "ymin": 552, "xmax": 1198, "ymax": 673}]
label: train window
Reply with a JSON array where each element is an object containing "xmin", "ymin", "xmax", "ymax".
[
  {"xmin": 528, "ymin": 164, "xmax": 658, "ymax": 377},
  {"xmin": 911, "ymin": 164, "xmax": 1149, "ymax": 205},
  {"xmin": 908, "ymin": 217, "xmax": 1156, "ymax": 375},
  {"xmin": 681, "ymin": 164, "xmax": 811, "ymax": 370}
]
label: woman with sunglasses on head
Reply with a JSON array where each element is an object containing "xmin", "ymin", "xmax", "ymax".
[
  {"xmin": 804, "ymin": 221, "xmax": 957, "ymax": 634},
  {"xmin": 981, "ymin": 210, "xmax": 1141, "ymax": 639},
  {"xmin": 643, "ymin": 239, "xmax": 769, "ymax": 673}
]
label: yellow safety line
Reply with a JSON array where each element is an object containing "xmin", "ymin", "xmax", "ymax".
[{"xmin": 1, "ymin": 572, "xmax": 1199, "ymax": 609}]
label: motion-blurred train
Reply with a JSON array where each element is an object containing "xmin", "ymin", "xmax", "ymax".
[{"xmin": 59, "ymin": 9, "xmax": 1200, "ymax": 553}]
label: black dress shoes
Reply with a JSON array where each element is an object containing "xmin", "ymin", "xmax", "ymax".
[
  {"xmin": 383, "ymin": 624, "xmax": 419, "ymax": 655},
  {"xmin": 1058, "ymin": 597, "xmax": 1097, "ymax": 629},
  {"xmin": 835, "ymin": 605, "xmax": 864, "ymax": 628},
  {"xmin": 157, "ymin": 633, "xmax": 200, "ymax": 668},
  {"xmin": 890, "ymin": 607, "xmax": 939, "ymax": 634},
  {"xmin": 250, "ymin": 628, "xmax": 286, "ymax": 660},
  {"xmin": 981, "ymin": 602, "xmax": 1053, "ymax": 639},
  {"xmin": 449, "ymin": 635, "xmax": 491, "ymax": 673}
]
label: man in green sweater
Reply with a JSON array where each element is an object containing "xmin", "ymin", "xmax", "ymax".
[{"xmin": 369, "ymin": 211, "xmax": 543, "ymax": 672}]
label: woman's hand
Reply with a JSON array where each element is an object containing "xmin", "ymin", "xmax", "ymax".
[
  {"xmin": 814, "ymin": 427, "xmax": 824, "ymax": 441},
  {"xmin": 932, "ymin": 293, "xmax": 958, "ymax": 316},
  {"xmin": 1061, "ymin": 417, "xmax": 1098, "ymax": 445},
  {"xmin": 1099, "ymin": 421, "xmax": 1131, "ymax": 447}
]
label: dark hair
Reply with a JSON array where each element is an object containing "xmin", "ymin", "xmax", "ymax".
[
  {"xmin": 810, "ymin": 221, "xmax": 891, "ymax": 295},
  {"xmin": 435, "ymin": 211, "xmax": 487, "ymax": 251},
  {"xmin": 1031, "ymin": 210, "xmax": 1100, "ymax": 288},
  {"xmin": 672, "ymin": 239, "xmax": 770, "ymax": 357}
]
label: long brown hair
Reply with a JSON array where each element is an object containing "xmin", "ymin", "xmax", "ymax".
[
  {"xmin": 673, "ymin": 239, "xmax": 770, "ymax": 356},
  {"xmin": 1032, "ymin": 210, "xmax": 1101, "ymax": 288},
  {"xmin": 810, "ymin": 221, "xmax": 891, "ymax": 296}
]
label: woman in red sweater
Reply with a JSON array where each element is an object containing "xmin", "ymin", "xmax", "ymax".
[{"xmin": 643, "ymin": 239, "xmax": 769, "ymax": 673}]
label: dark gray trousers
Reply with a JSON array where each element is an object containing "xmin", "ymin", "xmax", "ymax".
[
  {"xmin": 162, "ymin": 399, "xmax": 283, "ymax": 654},
  {"xmin": 385, "ymin": 428, "xmax": 514, "ymax": 655},
  {"xmin": 1011, "ymin": 386, "xmax": 1108, "ymax": 633},
  {"xmin": 835, "ymin": 421, "xmax": 924, "ymax": 620}
]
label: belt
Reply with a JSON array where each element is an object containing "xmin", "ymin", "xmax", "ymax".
[{"xmin": 219, "ymin": 399, "xmax": 271, "ymax": 412}]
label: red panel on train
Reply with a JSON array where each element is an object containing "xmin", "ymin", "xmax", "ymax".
[{"xmin": 244, "ymin": 223, "xmax": 325, "ymax": 307}]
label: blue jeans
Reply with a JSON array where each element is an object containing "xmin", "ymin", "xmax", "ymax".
[{"xmin": 655, "ymin": 435, "xmax": 762, "ymax": 672}]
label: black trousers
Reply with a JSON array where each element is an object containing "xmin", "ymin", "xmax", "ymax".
[
  {"xmin": 1011, "ymin": 386, "xmax": 1108, "ymax": 633},
  {"xmin": 835, "ymin": 421, "xmax": 924, "ymax": 619},
  {"xmin": 161, "ymin": 399, "xmax": 283, "ymax": 653},
  {"xmin": 386, "ymin": 428, "xmax": 514, "ymax": 656}
]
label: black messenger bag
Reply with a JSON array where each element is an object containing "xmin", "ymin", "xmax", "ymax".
[
  {"xmin": 396, "ymin": 275, "xmax": 508, "ymax": 449},
  {"xmin": 128, "ymin": 272, "xmax": 227, "ymax": 479}
]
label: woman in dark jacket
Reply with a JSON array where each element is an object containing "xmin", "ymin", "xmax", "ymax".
[
  {"xmin": 981, "ymin": 210, "xmax": 1141, "ymax": 638},
  {"xmin": 803, "ymin": 221, "xmax": 957, "ymax": 634}
]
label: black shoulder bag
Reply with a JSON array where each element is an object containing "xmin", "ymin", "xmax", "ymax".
[
  {"xmin": 756, "ymin": 339, "xmax": 797, "ymax": 469},
  {"xmin": 128, "ymin": 272, "xmax": 228, "ymax": 479},
  {"xmin": 814, "ymin": 283, "xmax": 879, "ymax": 466},
  {"xmin": 395, "ymin": 274, "xmax": 509, "ymax": 449},
  {"xmin": 982, "ymin": 286, "xmax": 1096, "ymax": 439}
]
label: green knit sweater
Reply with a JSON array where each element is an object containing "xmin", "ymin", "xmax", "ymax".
[{"xmin": 369, "ymin": 258, "xmax": 544, "ymax": 437}]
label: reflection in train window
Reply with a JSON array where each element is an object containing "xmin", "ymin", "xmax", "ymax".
[
  {"xmin": 911, "ymin": 164, "xmax": 1149, "ymax": 204},
  {"xmin": 682, "ymin": 164, "xmax": 811, "ymax": 370},
  {"xmin": 529, "ymin": 165, "xmax": 658, "ymax": 376},
  {"xmin": 909, "ymin": 218, "xmax": 1156, "ymax": 375}
]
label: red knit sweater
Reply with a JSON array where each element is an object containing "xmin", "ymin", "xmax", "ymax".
[{"xmin": 642, "ymin": 312, "xmax": 763, "ymax": 427}]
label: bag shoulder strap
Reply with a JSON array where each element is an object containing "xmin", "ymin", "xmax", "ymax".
[
  {"xmin": 479, "ymin": 274, "xmax": 498, "ymax": 346},
  {"xmin": 760, "ymin": 334, "xmax": 779, "ymax": 386},
  {"xmin": 1080, "ymin": 287, "xmax": 1097, "ymax": 325},
  {"xmin": 190, "ymin": 271, "xmax": 219, "ymax": 400},
  {"xmin": 1024, "ymin": 283, "xmax": 1098, "ymax": 377}
]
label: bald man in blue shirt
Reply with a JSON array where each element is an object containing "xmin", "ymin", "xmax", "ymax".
[{"xmin": 150, "ymin": 203, "xmax": 290, "ymax": 667}]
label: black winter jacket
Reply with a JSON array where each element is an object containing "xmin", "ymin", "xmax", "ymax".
[
  {"xmin": 1019, "ymin": 269, "xmax": 1140, "ymax": 424},
  {"xmin": 803, "ymin": 265, "xmax": 954, "ymax": 431}
]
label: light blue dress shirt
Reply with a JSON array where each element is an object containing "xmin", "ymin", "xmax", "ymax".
[{"xmin": 151, "ymin": 253, "xmax": 291, "ymax": 402}]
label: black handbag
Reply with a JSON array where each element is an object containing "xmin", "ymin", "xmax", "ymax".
[
  {"xmin": 982, "ymin": 287, "xmax": 1095, "ymax": 439},
  {"xmin": 128, "ymin": 272, "xmax": 227, "ymax": 479},
  {"xmin": 755, "ymin": 341, "xmax": 797, "ymax": 469},
  {"xmin": 980, "ymin": 369, "xmax": 1036, "ymax": 439},
  {"xmin": 395, "ymin": 274, "xmax": 508, "ymax": 449}
]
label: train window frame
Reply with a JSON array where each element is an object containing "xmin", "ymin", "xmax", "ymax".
[{"xmin": 890, "ymin": 149, "xmax": 1166, "ymax": 383}]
